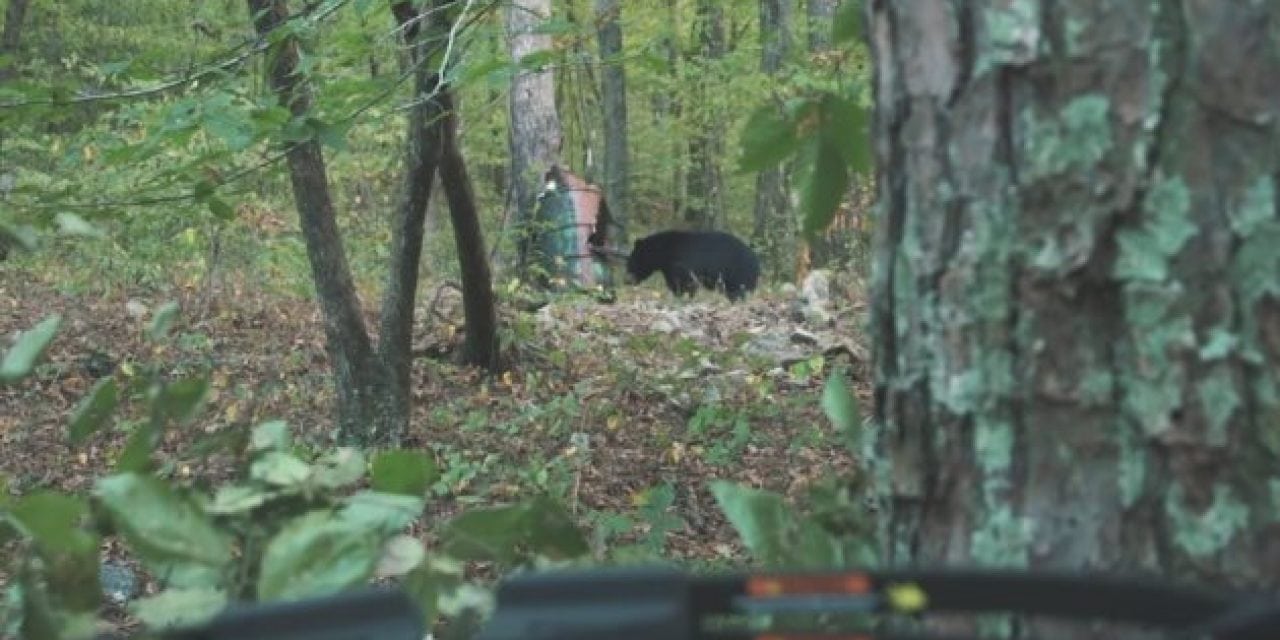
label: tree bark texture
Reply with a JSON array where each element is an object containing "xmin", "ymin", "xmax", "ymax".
[
  {"xmin": 752, "ymin": 0, "xmax": 792, "ymax": 277},
  {"xmin": 683, "ymin": 0, "xmax": 725, "ymax": 230},
  {"xmin": 869, "ymin": 0, "xmax": 1280, "ymax": 610},
  {"xmin": 661, "ymin": 0, "xmax": 684, "ymax": 220},
  {"xmin": 378, "ymin": 2, "xmax": 448, "ymax": 436},
  {"xmin": 0, "ymin": 0, "xmax": 29, "ymax": 83},
  {"xmin": 247, "ymin": 0, "xmax": 395, "ymax": 445},
  {"xmin": 594, "ymin": 0, "xmax": 629, "ymax": 244},
  {"xmin": 506, "ymin": 0, "xmax": 563, "ymax": 273},
  {"xmin": 805, "ymin": 0, "xmax": 837, "ymax": 52},
  {"xmin": 0, "ymin": 0, "xmax": 30, "ymax": 187},
  {"xmin": 438, "ymin": 88, "xmax": 500, "ymax": 371}
]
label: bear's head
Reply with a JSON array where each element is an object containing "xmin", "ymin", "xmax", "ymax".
[{"xmin": 624, "ymin": 236, "xmax": 659, "ymax": 284}]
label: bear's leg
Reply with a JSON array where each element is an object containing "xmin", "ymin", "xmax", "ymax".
[{"xmin": 662, "ymin": 266, "xmax": 698, "ymax": 297}]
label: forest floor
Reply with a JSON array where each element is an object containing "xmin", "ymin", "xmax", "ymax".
[{"xmin": 0, "ymin": 261, "xmax": 871, "ymax": 596}]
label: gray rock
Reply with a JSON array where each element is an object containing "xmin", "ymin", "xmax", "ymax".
[{"xmin": 99, "ymin": 561, "xmax": 138, "ymax": 604}]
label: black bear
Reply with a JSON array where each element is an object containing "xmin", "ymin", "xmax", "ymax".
[{"xmin": 626, "ymin": 230, "xmax": 760, "ymax": 301}]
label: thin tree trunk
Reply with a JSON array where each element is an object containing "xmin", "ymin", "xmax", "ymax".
[
  {"xmin": 561, "ymin": 0, "xmax": 599, "ymax": 179},
  {"xmin": 804, "ymin": 0, "xmax": 849, "ymax": 273},
  {"xmin": 595, "ymin": 0, "xmax": 628, "ymax": 244},
  {"xmin": 752, "ymin": 0, "xmax": 791, "ymax": 277},
  {"xmin": 246, "ymin": 0, "xmax": 393, "ymax": 445},
  {"xmin": 487, "ymin": 87, "xmax": 507, "ymax": 195},
  {"xmin": 0, "ymin": 0, "xmax": 29, "ymax": 83},
  {"xmin": 661, "ymin": 0, "xmax": 683, "ymax": 220},
  {"xmin": 805, "ymin": 0, "xmax": 837, "ymax": 52},
  {"xmin": 683, "ymin": 0, "xmax": 725, "ymax": 230},
  {"xmin": 378, "ymin": 2, "xmax": 448, "ymax": 434},
  {"xmin": 506, "ymin": 0, "xmax": 562, "ymax": 275},
  {"xmin": 0, "ymin": 0, "xmax": 28, "ymax": 260},
  {"xmin": 438, "ymin": 88, "xmax": 500, "ymax": 371},
  {"xmin": 869, "ymin": 2, "xmax": 1280, "ymax": 637}
]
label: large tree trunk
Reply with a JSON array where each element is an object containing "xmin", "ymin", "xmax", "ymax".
[
  {"xmin": 594, "ymin": 0, "xmax": 629, "ymax": 244},
  {"xmin": 751, "ymin": 0, "xmax": 791, "ymax": 278},
  {"xmin": 247, "ymin": 0, "xmax": 396, "ymax": 445},
  {"xmin": 506, "ymin": 0, "xmax": 563, "ymax": 276},
  {"xmin": 683, "ymin": 0, "xmax": 725, "ymax": 230},
  {"xmin": 438, "ymin": 88, "xmax": 500, "ymax": 371},
  {"xmin": 868, "ymin": 2, "xmax": 1280, "ymax": 633}
]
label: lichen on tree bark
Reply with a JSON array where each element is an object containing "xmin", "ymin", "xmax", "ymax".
[{"xmin": 868, "ymin": 0, "xmax": 1280, "ymax": 607}]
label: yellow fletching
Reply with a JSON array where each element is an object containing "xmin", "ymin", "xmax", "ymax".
[{"xmin": 885, "ymin": 583, "xmax": 927, "ymax": 612}]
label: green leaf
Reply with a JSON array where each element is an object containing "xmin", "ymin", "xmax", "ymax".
[
  {"xmin": 103, "ymin": 139, "xmax": 150, "ymax": 164},
  {"xmin": 148, "ymin": 301, "xmax": 181, "ymax": 342},
  {"xmin": 250, "ymin": 420, "xmax": 291, "ymax": 452},
  {"xmin": 95, "ymin": 473, "xmax": 232, "ymax": 583},
  {"xmin": 833, "ymin": 0, "xmax": 863, "ymax": 44},
  {"xmin": 311, "ymin": 447, "xmax": 366, "ymax": 490},
  {"xmin": 68, "ymin": 377, "xmax": 119, "ymax": 445},
  {"xmin": 202, "ymin": 94, "xmax": 256, "ymax": 151},
  {"xmin": 371, "ymin": 450, "xmax": 439, "ymax": 497},
  {"xmin": 0, "ymin": 221, "xmax": 38, "ymax": 253},
  {"xmin": 7, "ymin": 492, "xmax": 94, "ymax": 555},
  {"xmin": 710, "ymin": 480, "xmax": 846, "ymax": 568},
  {"xmin": 455, "ymin": 56, "xmax": 512, "ymax": 88},
  {"xmin": 129, "ymin": 588, "xmax": 226, "ymax": 630},
  {"xmin": 7, "ymin": 494, "xmax": 103, "ymax": 614},
  {"xmin": 99, "ymin": 60, "xmax": 132, "ymax": 78},
  {"xmin": 439, "ymin": 504, "xmax": 529, "ymax": 564},
  {"xmin": 280, "ymin": 116, "xmax": 314, "ymax": 144},
  {"xmin": 2, "ymin": 583, "xmax": 23, "ymax": 638},
  {"xmin": 710, "ymin": 481, "xmax": 792, "ymax": 565},
  {"xmin": 192, "ymin": 180, "xmax": 216, "ymax": 200},
  {"xmin": 152, "ymin": 377, "xmax": 209, "ymax": 424},
  {"xmin": 440, "ymin": 497, "xmax": 587, "ymax": 564},
  {"xmin": 250, "ymin": 451, "xmax": 313, "ymax": 488},
  {"xmin": 186, "ymin": 427, "xmax": 247, "ymax": 459},
  {"xmin": 250, "ymin": 104, "xmax": 291, "ymax": 132},
  {"xmin": 821, "ymin": 368, "xmax": 862, "ymax": 451},
  {"xmin": 206, "ymin": 485, "xmax": 278, "ymax": 515},
  {"xmin": 520, "ymin": 495, "xmax": 589, "ymax": 560},
  {"xmin": 54, "ymin": 212, "xmax": 104, "ymax": 238},
  {"xmin": 340, "ymin": 491, "xmax": 424, "ymax": 534},
  {"xmin": 401, "ymin": 557, "xmax": 464, "ymax": 624},
  {"xmin": 375, "ymin": 534, "xmax": 426, "ymax": 578},
  {"xmin": 115, "ymin": 421, "xmax": 161, "ymax": 473},
  {"xmin": 799, "ymin": 136, "xmax": 851, "ymax": 237},
  {"xmin": 0, "ymin": 315, "xmax": 61, "ymax": 384},
  {"xmin": 18, "ymin": 580, "xmax": 97, "ymax": 640},
  {"xmin": 257, "ymin": 511, "xmax": 381, "ymax": 602},
  {"xmin": 206, "ymin": 196, "xmax": 235, "ymax": 220},
  {"xmin": 825, "ymin": 95, "xmax": 873, "ymax": 176},
  {"xmin": 437, "ymin": 583, "xmax": 495, "ymax": 621},
  {"xmin": 737, "ymin": 104, "xmax": 802, "ymax": 172},
  {"xmin": 315, "ymin": 119, "xmax": 351, "ymax": 152}
]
